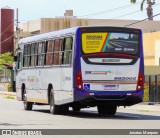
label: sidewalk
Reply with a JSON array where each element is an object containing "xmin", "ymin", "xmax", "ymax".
[
  {"xmin": 0, "ymin": 90, "xmax": 160, "ymax": 112},
  {"xmin": 119, "ymin": 103, "xmax": 160, "ymax": 112},
  {"xmin": 0, "ymin": 91, "xmax": 16, "ymax": 97}
]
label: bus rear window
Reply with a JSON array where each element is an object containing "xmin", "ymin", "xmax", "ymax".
[{"xmin": 82, "ymin": 32, "xmax": 139, "ymax": 55}]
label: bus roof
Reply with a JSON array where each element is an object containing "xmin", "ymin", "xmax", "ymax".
[
  {"xmin": 19, "ymin": 26, "xmax": 141, "ymax": 44},
  {"xmin": 19, "ymin": 26, "xmax": 79, "ymax": 44}
]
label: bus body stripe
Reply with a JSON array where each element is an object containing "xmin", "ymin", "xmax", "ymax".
[
  {"xmin": 83, "ymin": 81, "xmax": 137, "ymax": 84},
  {"xmin": 102, "ymin": 33, "xmax": 111, "ymax": 52},
  {"xmin": 27, "ymin": 98, "xmax": 48, "ymax": 104},
  {"xmin": 100, "ymin": 33, "xmax": 109, "ymax": 52}
]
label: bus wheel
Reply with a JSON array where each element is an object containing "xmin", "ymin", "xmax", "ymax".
[
  {"xmin": 50, "ymin": 91, "xmax": 60, "ymax": 115},
  {"xmin": 60, "ymin": 105, "xmax": 69, "ymax": 115},
  {"xmin": 97, "ymin": 105, "xmax": 107, "ymax": 116},
  {"xmin": 23, "ymin": 88, "xmax": 33, "ymax": 110},
  {"xmin": 97, "ymin": 105, "xmax": 117, "ymax": 116},
  {"xmin": 106, "ymin": 105, "xmax": 117, "ymax": 116},
  {"xmin": 72, "ymin": 106, "xmax": 81, "ymax": 112}
]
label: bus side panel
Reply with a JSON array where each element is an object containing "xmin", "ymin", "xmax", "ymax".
[
  {"xmin": 57, "ymin": 67, "xmax": 73, "ymax": 105},
  {"xmin": 16, "ymin": 67, "xmax": 73, "ymax": 105},
  {"xmin": 16, "ymin": 70, "xmax": 26, "ymax": 101}
]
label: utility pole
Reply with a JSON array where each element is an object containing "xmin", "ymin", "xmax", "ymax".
[
  {"xmin": 12, "ymin": 8, "xmax": 19, "ymax": 92},
  {"xmin": 15, "ymin": 8, "xmax": 19, "ymax": 53}
]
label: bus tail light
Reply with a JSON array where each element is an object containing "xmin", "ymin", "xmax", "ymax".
[
  {"xmin": 76, "ymin": 72, "xmax": 83, "ymax": 90},
  {"xmin": 136, "ymin": 72, "xmax": 144, "ymax": 90}
]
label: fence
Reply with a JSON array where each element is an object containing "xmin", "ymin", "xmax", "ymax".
[
  {"xmin": 0, "ymin": 68, "xmax": 11, "ymax": 83},
  {"xmin": 144, "ymin": 75, "xmax": 160, "ymax": 104}
]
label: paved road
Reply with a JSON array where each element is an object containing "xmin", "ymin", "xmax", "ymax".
[{"xmin": 0, "ymin": 97, "xmax": 160, "ymax": 138}]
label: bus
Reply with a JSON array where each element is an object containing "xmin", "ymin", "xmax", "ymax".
[{"xmin": 14, "ymin": 26, "xmax": 144, "ymax": 115}]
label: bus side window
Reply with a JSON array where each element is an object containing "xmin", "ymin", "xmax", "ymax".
[
  {"xmin": 46, "ymin": 40, "xmax": 53, "ymax": 66},
  {"xmin": 38, "ymin": 42, "xmax": 47, "ymax": 66},
  {"xmin": 42, "ymin": 42, "xmax": 47, "ymax": 66},
  {"xmin": 23, "ymin": 45, "xmax": 27, "ymax": 67},
  {"xmin": 53, "ymin": 39, "xmax": 60, "ymax": 65},
  {"xmin": 17, "ymin": 52, "xmax": 22, "ymax": 70},
  {"xmin": 38, "ymin": 42, "xmax": 42, "ymax": 66},
  {"xmin": 28, "ymin": 44, "xmax": 31, "ymax": 67},
  {"xmin": 23, "ymin": 44, "xmax": 30, "ymax": 67},
  {"xmin": 62, "ymin": 37, "xmax": 73, "ymax": 65},
  {"xmin": 59, "ymin": 39, "xmax": 63, "ymax": 65},
  {"xmin": 31, "ymin": 43, "xmax": 35, "ymax": 67},
  {"xmin": 35, "ymin": 43, "xmax": 38, "ymax": 66}
]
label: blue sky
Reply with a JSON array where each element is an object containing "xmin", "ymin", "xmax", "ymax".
[{"xmin": 0, "ymin": 0, "xmax": 160, "ymax": 22}]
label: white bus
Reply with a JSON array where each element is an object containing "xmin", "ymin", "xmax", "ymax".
[{"xmin": 15, "ymin": 26, "xmax": 144, "ymax": 115}]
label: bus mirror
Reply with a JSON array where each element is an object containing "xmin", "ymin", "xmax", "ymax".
[{"xmin": 14, "ymin": 56, "xmax": 17, "ymax": 62}]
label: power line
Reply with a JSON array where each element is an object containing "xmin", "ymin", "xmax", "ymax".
[
  {"xmin": 113, "ymin": 10, "xmax": 140, "ymax": 19},
  {"xmin": 0, "ymin": 34, "xmax": 14, "ymax": 45},
  {"xmin": 78, "ymin": 1, "xmax": 141, "ymax": 18},
  {"xmin": 0, "ymin": 22, "xmax": 14, "ymax": 35},
  {"xmin": 113, "ymin": 2, "xmax": 160, "ymax": 19},
  {"xmin": 87, "ymin": 3, "xmax": 160, "ymax": 22},
  {"xmin": 124, "ymin": 12, "xmax": 160, "ymax": 27}
]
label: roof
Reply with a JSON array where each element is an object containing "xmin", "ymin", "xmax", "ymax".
[{"xmin": 19, "ymin": 27, "xmax": 79, "ymax": 44}]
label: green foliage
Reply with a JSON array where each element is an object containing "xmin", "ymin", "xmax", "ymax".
[
  {"xmin": 0, "ymin": 52, "xmax": 13, "ymax": 67},
  {"xmin": 131, "ymin": 0, "xmax": 155, "ymax": 11},
  {"xmin": 130, "ymin": 0, "xmax": 136, "ymax": 4},
  {"xmin": 5, "ymin": 96, "xmax": 15, "ymax": 100}
]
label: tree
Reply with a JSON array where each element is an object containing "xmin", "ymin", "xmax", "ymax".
[
  {"xmin": 131, "ymin": 0, "xmax": 156, "ymax": 20},
  {"xmin": 0, "ymin": 52, "xmax": 13, "ymax": 66}
]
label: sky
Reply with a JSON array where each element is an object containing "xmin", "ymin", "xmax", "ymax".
[{"xmin": 0, "ymin": 0, "xmax": 160, "ymax": 23}]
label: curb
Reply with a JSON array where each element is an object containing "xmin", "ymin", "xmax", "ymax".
[
  {"xmin": 0, "ymin": 91, "xmax": 16, "ymax": 97},
  {"xmin": 119, "ymin": 104, "xmax": 160, "ymax": 112}
]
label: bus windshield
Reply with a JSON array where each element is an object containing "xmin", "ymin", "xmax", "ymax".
[{"xmin": 82, "ymin": 32, "xmax": 139, "ymax": 56}]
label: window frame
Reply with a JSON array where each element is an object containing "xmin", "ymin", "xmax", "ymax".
[
  {"xmin": 21, "ymin": 35, "xmax": 74, "ymax": 69},
  {"xmin": 23, "ymin": 44, "xmax": 31, "ymax": 68},
  {"xmin": 61, "ymin": 37, "xmax": 73, "ymax": 66}
]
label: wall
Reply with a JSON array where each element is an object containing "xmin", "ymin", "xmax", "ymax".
[
  {"xmin": 143, "ymin": 32, "xmax": 160, "ymax": 66},
  {"xmin": 145, "ymin": 66, "xmax": 160, "ymax": 75}
]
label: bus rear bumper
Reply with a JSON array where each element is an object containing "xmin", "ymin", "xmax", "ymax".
[{"xmin": 74, "ymin": 89, "xmax": 143, "ymax": 106}]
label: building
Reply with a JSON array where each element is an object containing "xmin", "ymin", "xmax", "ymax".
[
  {"xmin": 19, "ymin": 10, "xmax": 160, "ymax": 69},
  {"xmin": 0, "ymin": 7, "xmax": 14, "ymax": 54},
  {"xmin": 19, "ymin": 10, "xmax": 160, "ymax": 35}
]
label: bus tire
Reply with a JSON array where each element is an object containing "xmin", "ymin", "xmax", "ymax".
[
  {"xmin": 106, "ymin": 105, "xmax": 117, "ymax": 115},
  {"xmin": 97, "ymin": 105, "xmax": 117, "ymax": 116},
  {"xmin": 24, "ymin": 101, "xmax": 33, "ymax": 111},
  {"xmin": 97, "ymin": 105, "xmax": 107, "ymax": 116},
  {"xmin": 50, "ymin": 91, "xmax": 60, "ymax": 115},
  {"xmin": 72, "ymin": 106, "xmax": 81, "ymax": 112},
  {"xmin": 22, "ymin": 87, "xmax": 33, "ymax": 110},
  {"xmin": 60, "ymin": 105, "xmax": 69, "ymax": 115}
]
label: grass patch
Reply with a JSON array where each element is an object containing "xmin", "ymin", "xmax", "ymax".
[
  {"xmin": 139, "ymin": 109, "xmax": 150, "ymax": 112},
  {"xmin": 5, "ymin": 96, "xmax": 15, "ymax": 100}
]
